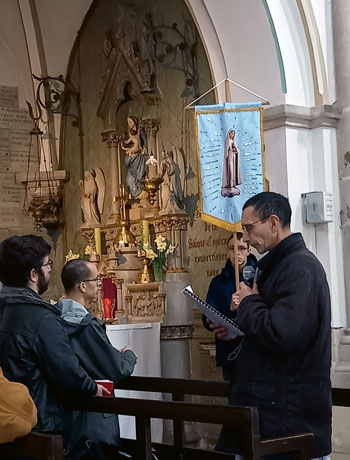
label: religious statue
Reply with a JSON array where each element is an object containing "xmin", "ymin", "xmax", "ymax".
[
  {"xmin": 80, "ymin": 168, "xmax": 105, "ymax": 227},
  {"xmin": 159, "ymin": 147, "xmax": 184, "ymax": 214},
  {"xmin": 221, "ymin": 129, "xmax": 242, "ymax": 197},
  {"xmin": 121, "ymin": 116, "xmax": 148, "ymax": 200}
]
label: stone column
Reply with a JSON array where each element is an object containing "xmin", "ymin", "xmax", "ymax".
[
  {"xmin": 332, "ymin": 0, "xmax": 350, "ymax": 322},
  {"xmin": 142, "ymin": 118, "xmax": 160, "ymax": 159},
  {"xmin": 163, "ymin": 215, "xmax": 189, "ymax": 271},
  {"xmin": 102, "ymin": 130, "xmax": 125, "ymax": 223},
  {"xmin": 160, "ymin": 271, "xmax": 193, "ymax": 443}
]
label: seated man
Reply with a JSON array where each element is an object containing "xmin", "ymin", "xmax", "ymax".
[
  {"xmin": 0, "ymin": 367, "xmax": 37, "ymax": 443},
  {"xmin": 0, "ymin": 235, "xmax": 102, "ymax": 442},
  {"xmin": 59, "ymin": 258, "xmax": 137, "ymax": 460}
]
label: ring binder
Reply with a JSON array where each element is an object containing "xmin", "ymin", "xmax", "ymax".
[{"xmin": 182, "ymin": 285, "xmax": 244, "ymax": 339}]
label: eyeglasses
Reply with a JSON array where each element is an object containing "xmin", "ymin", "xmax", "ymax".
[
  {"xmin": 41, "ymin": 259, "xmax": 53, "ymax": 270},
  {"xmin": 228, "ymin": 245, "xmax": 249, "ymax": 253},
  {"xmin": 241, "ymin": 216, "xmax": 270, "ymax": 234},
  {"xmin": 82, "ymin": 276, "xmax": 103, "ymax": 286}
]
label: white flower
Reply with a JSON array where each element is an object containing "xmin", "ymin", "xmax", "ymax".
[
  {"xmin": 84, "ymin": 245, "xmax": 93, "ymax": 255},
  {"xmin": 145, "ymin": 248, "xmax": 157, "ymax": 260},
  {"xmin": 156, "ymin": 241, "xmax": 167, "ymax": 251},
  {"xmin": 166, "ymin": 244, "xmax": 177, "ymax": 255},
  {"xmin": 155, "ymin": 235, "xmax": 166, "ymax": 245}
]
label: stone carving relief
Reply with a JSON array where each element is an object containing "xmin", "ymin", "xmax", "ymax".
[
  {"xmin": 125, "ymin": 282, "xmax": 166, "ymax": 323},
  {"xmin": 98, "ymin": 12, "xmax": 199, "ymax": 103}
]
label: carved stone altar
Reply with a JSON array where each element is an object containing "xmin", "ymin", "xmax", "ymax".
[{"xmin": 125, "ymin": 282, "xmax": 166, "ymax": 323}]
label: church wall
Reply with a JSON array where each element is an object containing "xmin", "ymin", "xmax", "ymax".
[
  {"xmin": 61, "ymin": 0, "xmax": 233, "ymax": 301},
  {"xmin": 197, "ymin": 0, "xmax": 284, "ymax": 105},
  {"xmin": 0, "ymin": 2, "xmax": 64, "ymax": 301},
  {"xmin": 0, "ymin": 1, "xmax": 34, "ymax": 105}
]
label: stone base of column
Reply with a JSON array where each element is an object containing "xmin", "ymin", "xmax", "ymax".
[{"xmin": 160, "ymin": 271, "xmax": 195, "ymax": 443}]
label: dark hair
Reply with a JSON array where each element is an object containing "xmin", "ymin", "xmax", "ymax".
[
  {"xmin": 0, "ymin": 235, "xmax": 51, "ymax": 287},
  {"xmin": 242, "ymin": 192, "xmax": 291, "ymax": 228},
  {"xmin": 228, "ymin": 232, "xmax": 244, "ymax": 243},
  {"xmin": 61, "ymin": 259, "xmax": 92, "ymax": 293}
]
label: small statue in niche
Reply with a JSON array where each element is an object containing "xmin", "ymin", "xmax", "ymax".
[
  {"xmin": 121, "ymin": 116, "xmax": 148, "ymax": 200},
  {"xmin": 80, "ymin": 168, "xmax": 105, "ymax": 227},
  {"xmin": 159, "ymin": 148, "xmax": 184, "ymax": 214}
]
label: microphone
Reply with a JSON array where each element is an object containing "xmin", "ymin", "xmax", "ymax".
[{"xmin": 242, "ymin": 266, "xmax": 256, "ymax": 288}]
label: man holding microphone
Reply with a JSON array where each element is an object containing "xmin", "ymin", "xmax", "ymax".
[{"xmin": 215, "ymin": 192, "xmax": 331, "ymax": 460}]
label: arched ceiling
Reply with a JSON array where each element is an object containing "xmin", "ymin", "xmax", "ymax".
[{"xmin": 1, "ymin": 0, "xmax": 334, "ymax": 109}]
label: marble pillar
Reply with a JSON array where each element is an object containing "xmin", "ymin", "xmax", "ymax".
[
  {"xmin": 102, "ymin": 130, "xmax": 125, "ymax": 224},
  {"xmin": 142, "ymin": 118, "xmax": 160, "ymax": 160}
]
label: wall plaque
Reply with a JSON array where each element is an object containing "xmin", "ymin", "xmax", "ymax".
[
  {"xmin": 187, "ymin": 218, "xmax": 231, "ymax": 299},
  {"xmin": 0, "ymin": 107, "xmax": 32, "ymax": 130},
  {"xmin": 0, "ymin": 86, "xmax": 18, "ymax": 108}
]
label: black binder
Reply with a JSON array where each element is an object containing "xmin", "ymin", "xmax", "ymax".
[{"xmin": 182, "ymin": 285, "xmax": 244, "ymax": 339}]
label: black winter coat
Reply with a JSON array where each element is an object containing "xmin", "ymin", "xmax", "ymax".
[
  {"xmin": 59, "ymin": 299, "xmax": 137, "ymax": 460},
  {"xmin": 204, "ymin": 255, "xmax": 257, "ymax": 368},
  {"xmin": 218, "ymin": 233, "xmax": 332, "ymax": 458},
  {"xmin": 0, "ymin": 287, "xmax": 97, "ymax": 433}
]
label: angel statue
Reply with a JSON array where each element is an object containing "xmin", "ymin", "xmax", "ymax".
[
  {"xmin": 79, "ymin": 168, "xmax": 105, "ymax": 227},
  {"xmin": 159, "ymin": 147, "xmax": 185, "ymax": 215},
  {"xmin": 121, "ymin": 116, "xmax": 148, "ymax": 200}
]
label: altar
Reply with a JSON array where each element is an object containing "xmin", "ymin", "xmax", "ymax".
[{"xmin": 106, "ymin": 322, "xmax": 163, "ymax": 442}]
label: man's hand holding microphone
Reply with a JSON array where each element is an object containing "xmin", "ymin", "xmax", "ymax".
[{"xmin": 212, "ymin": 266, "xmax": 258, "ymax": 341}]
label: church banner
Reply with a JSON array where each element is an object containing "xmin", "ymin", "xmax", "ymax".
[{"xmin": 194, "ymin": 102, "xmax": 265, "ymax": 232}]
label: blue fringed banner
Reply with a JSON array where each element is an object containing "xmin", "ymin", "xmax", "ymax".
[{"xmin": 194, "ymin": 102, "xmax": 265, "ymax": 231}]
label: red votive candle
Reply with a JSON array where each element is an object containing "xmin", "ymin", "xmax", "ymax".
[{"xmin": 103, "ymin": 298, "xmax": 112, "ymax": 319}]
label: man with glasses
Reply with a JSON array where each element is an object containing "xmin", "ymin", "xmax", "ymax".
[
  {"xmin": 202, "ymin": 232, "xmax": 257, "ymax": 381},
  {"xmin": 0, "ymin": 235, "xmax": 108, "ymax": 441},
  {"xmin": 59, "ymin": 258, "xmax": 137, "ymax": 459},
  {"xmin": 215, "ymin": 192, "xmax": 331, "ymax": 460}
]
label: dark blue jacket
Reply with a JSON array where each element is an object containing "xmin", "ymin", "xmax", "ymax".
[{"xmin": 203, "ymin": 254, "xmax": 257, "ymax": 368}]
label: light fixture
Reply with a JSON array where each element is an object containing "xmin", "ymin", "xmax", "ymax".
[{"xmin": 22, "ymin": 75, "xmax": 68, "ymax": 239}]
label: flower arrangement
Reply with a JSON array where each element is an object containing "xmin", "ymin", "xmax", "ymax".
[{"xmin": 140, "ymin": 234, "xmax": 176, "ymax": 281}]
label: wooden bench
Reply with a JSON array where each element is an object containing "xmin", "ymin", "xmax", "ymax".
[
  {"xmin": 2, "ymin": 378, "xmax": 348, "ymax": 460},
  {"xmin": 0, "ymin": 431, "xmax": 64, "ymax": 460},
  {"xmin": 74, "ymin": 394, "xmax": 314, "ymax": 460}
]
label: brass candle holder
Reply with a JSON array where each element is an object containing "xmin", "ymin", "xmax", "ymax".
[
  {"xmin": 137, "ymin": 255, "xmax": 154, "ymax": 284},
  {"xmin": 142, "ymin": 177, "xmax": 162, "ymax": 210}
]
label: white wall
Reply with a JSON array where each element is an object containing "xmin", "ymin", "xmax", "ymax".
[{"xmin": 188, "ymin": 0, "xmax": 283, "ymax": 105}]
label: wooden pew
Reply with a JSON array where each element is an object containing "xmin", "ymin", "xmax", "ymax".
[
  {"xmin": 0, "ymin": 431, "xmax": 64, "ymax": 460},
  {"xmin": 75, "ymin": 395, "xmax": 314, "ymax": 460},
  {"xmin": 2, "ymin": 377, "xmax": 347, "ymax": 460}
]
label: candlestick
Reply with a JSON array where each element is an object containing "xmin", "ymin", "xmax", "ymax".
[
  {"xmin": 94, "ymin": 227, "xmax": 102, "ymax": 256},
  {"xmin": 141, "ymin": 220, "xmax": 149, "ymax": 246}
]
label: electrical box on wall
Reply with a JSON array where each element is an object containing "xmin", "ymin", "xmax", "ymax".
[{"xmin": 302, "ymin": 192, "xmax": 333, "ymax": 224}]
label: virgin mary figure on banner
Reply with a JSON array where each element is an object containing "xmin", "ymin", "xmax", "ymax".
[{"xmin": 221, "ymin": 129, "xmax": 242, "ymax": 197}]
